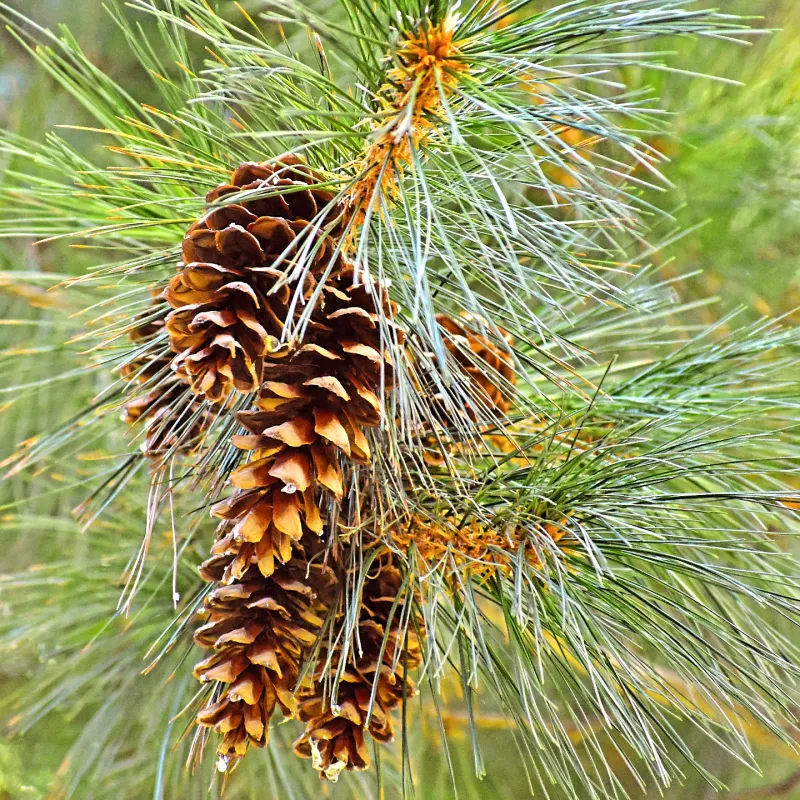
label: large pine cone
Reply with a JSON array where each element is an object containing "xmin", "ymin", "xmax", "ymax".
[
  {"xmin": 166, "ymin": 155, "xmax": 346, "ymax": 402},
  {"xmin": 192, "ymin": 250, "xmax": 404, "ymax": 770},
  {"xmin": 187, "ymin": 155, "xmax": 407, "ymax": 774},
  {"xmin": 293, "ymin": 558, "xmax": 423, "ymax": 781},
  {"xmin": 207, "ymin": 263, "xmax": 400, "ymax": 582},
  {"xmin": 194, "ymin": 538, "xmax": 336, "ymax": 771}
]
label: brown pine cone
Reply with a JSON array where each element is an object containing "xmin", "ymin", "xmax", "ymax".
[
  {"xmin": 192, "ymin": 256, "xmax": 404, "ymax": 770},
  {"xmin": 293, "ymin": 558, "xmax": 423, "ymax": 781},
  {"xmin": 120, "ymin": 300, "xmax": 212, "ymax": 456},
  {"xmin": 120, "ymin": 299, "xmax": 170, "ymax": 388},
  {"xmin": 436, "ymin": 312, "xmax": 515, "ymax": 416},
  {"xmin": 206, "ymin": 263, "xmax": 400, "ymax": 582},
  {"xmin": 194, "ymin": 537, "xmax": 336, "ymax": 772},
  {"xmin": 166, "ymin": 155, "xmax": 347, "ymax": 402}
]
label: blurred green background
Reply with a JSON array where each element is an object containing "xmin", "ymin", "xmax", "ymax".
[{"xmin": 1, "ymin": 0, "xmax": 799, "ymax": 798}]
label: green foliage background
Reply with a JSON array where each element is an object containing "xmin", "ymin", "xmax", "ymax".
[{"xmin": 1, "ymin": 0, "xmax": 799, "ymax": 798}]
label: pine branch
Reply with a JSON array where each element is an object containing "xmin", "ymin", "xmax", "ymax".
[{"xmin": 0, "ymin": 0, "xmax": 798, "ymax": 797}]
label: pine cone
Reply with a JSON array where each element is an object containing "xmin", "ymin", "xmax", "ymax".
[
  {"xmin": 436, "ymin": 312, "xmax": 515, "ymax": 416},
  {"xmin": 194, "ymin": 536, "xmax": 336, "ymax": 771},
  {"xmin": 293, "ymin": 557, "xmax": 423, "ymax": 781},
  {"xmin": 185, "ymin": 150, "xmax": 406, "ymax": 769},
  {"xmin": 192, "ymin": 242, "xmax": 404, "ymax": 769},
  {"xmin": 121, "ymin": 300, "xmax": 212, "ymax": 455},
  {"xmin": 165, "ymin": 155, "xmax": 347, "ymax": 402},
  {"xmin": 119, "ymin": 299, "xmax": 170, "ymax": 389},
  {"xmin": 207, "ymin": 263, "xmax": 400, "ymax": 582}
]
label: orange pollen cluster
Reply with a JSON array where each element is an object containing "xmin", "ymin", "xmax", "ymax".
[
  {"xmin": 346, "ymin": 15, "xmax": 469, "ymax": 232},
  {"xmin": 392, "ymin": 516, "xmax": 568, "ymax": 580}
]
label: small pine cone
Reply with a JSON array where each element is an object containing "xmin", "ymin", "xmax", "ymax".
[
  {"xmin": 165, "ymin": 155, "xmax": 347, "ymax": 403},
  {"xmin": 120, "ymin": 299, "xmax": 170, "ymax": 388},
  {"xmin": 123, "ymin": 389, "xmax": 213, "ymax": 456},
  {"xmin": 120, "ymin": 300, "xmax": 212, "ymax": 455},
  {"xmin": 194, "ymin": 538, "xmax": 336, "ymax": 772},
  {"xmin": 436, "ymin": 312, "xmax": 515, "ymax": 416},
  {"xmin": 293, "ymin": 559, "xmax": 423, "ymax": 781},
  {"xmin": 206, "ymin": 264, "xmax": 400, "ymax": 582}
]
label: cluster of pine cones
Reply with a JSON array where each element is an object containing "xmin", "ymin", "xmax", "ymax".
[{"xmin": 119, "ymin": 154, "xmax": 515, "ymax": 779}]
